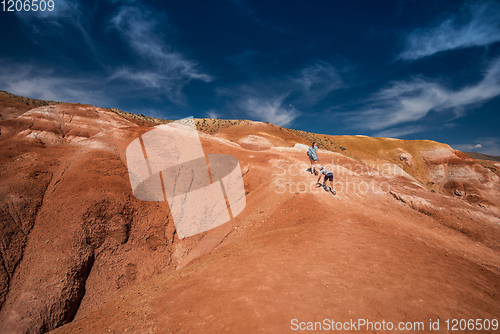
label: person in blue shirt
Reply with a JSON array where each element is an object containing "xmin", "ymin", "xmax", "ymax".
[
  {"xmin": 317, "ymin": 166, "xmax": 336, "ymax": 195},
  {"xmin": 306, "ymin": 142, "xmax": 319, "ymax": 175}
]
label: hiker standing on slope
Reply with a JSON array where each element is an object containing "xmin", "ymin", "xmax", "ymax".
[{"xmin": 307, "ymin": 142, "xmax": 319, "ymax": 175}]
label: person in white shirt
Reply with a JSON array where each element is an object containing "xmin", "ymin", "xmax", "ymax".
[
  {"xmin": 317, "ymin": 166, "xmax": 336, "ymax": 195},
  {"xmin": 306, "ymin": 142, "xmax": 319, "ymax": 175}
]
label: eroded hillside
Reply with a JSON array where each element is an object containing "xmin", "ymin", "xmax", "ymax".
[{"xmin": 0, "ymin": 95, "xmax": 499, "ymax": 333}]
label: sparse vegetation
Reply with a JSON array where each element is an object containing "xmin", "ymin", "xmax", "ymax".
[
  {"xmin": 0, "ymin": 90, "xmax": 62, "ymax": 108},
  {"xmin": 107, "ymin": 108, "xmax": 172, "ymax": 126}
]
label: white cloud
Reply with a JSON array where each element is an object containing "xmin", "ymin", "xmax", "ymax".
[
  {"xmin": 224, "ymin": 50, "xmax": 263, "ymax": 65},
  {"xmin": 15, "ymin": 0, "xmax": 98, "ymax": 56},
  {"xmin": 109, "ymin": 69, "xmax": 165, "ymax": 89},
  {"xmin": 294, "ymin": 60, "xmax": 343, "ymax": 104},
  {"xmin": 240, "ymin": 96, "xmax": 298, "ymax": 126},
  {"xmin": 0, "ymin": 63, "xmax": 112, "ymax": 107},
  {"xmin": 452, "ymin": 144, "xmax": 475, "ymax": 152},
  {"xmin": 476, "ymin": 138, "xmax": 500, "ymax": 155},
  {"xmin": 374, "ymin": 125, "xmax": 426, "ymax": 138},
  {"xmin": 20, "ymin": 0, "xmax": 79, "ymax": 18},
  {"xmin": 110, "ymin": 5, "xmax": 214, "ymax": 104},
  {"xmin": 351, "ymin": 57, "xmax": 500, "ymax": 131},
  {"xmin": 399, "ymin": 1, "xmax": 500, "ymax": 60},
  {"xmin": 206, "ymin": 110, "xmax": 220, "ymax": 119},
  {"xmin": 452, "ymin": 138, "xmax": 500, "ymax": 155},
  {"xmin": 222, "ymin": 60, "xmax": 342, "ymax": 126},
  {"xmin": 4, "ymin": 1, "xmax": 214, "ymax": 107}
]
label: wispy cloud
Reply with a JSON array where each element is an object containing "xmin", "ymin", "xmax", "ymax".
[
  {"xmin": 294, "ymin": 60, "xmax": 342, "ymax": 104},
  {"xmin": 110, "ymin": 5, "xmax": 214, "ymax": 104},
  {"xmin": 15, "ymin": 0, "xmax": 99, "ymax": 57},
  {"xmin": 3, "ymin": 1, "xmax": 214, "ymax": 108},
  {"xmin": 399, "ymin": 1, "xmax": 500, "ymax": 60},
  {"xmin": 350, "ymin": 57, "xmax": 500, "ymax": 132},
  {"xmin": 206, "ymin": 110, "xmax": 220, "ymax": 119},
  {"xmin": 374, "ymin": 125, "xmax": 426, "ymax": 138},
  {"xmin": 0, "ymin": 62, "xmax": 112, "ymax": 107},
  {"xmin": 16, "ymin": 0, "xmax": 79, "ymax": 19},
  {"xmin": 241, "ymin": 96, "xmax": 298, "ymax": 126},
  {"xmin": 224, "ymin": 50, "xmax": 263, "ymax": 65},
  {"xmin": 452, "ymin": 138, "xmax": 500, "ymax": 155},
  {"xmin": 221, "ymin": 60, "xmax": 342, "ymax": 126}
]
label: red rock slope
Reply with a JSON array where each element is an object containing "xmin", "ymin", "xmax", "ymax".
[{"xmin": 0, "ymin": 95, "xmax": 498, "ymax": 333}]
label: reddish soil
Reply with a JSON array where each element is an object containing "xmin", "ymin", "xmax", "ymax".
[
  {"xmin": 0, "ymin": 94, "xmax": 32, "ymax": 121},
  {"xmin": 0, "ymin": 94, "xmax": 499, "ymax": 333},
  {"xmin": 0, "ymin": 91, "xmax": 61, "ymax": 121}
]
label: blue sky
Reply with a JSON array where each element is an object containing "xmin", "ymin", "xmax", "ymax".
[{"xmin": 1, "ymin": 0, "xmax": 500, "ymax": 154}]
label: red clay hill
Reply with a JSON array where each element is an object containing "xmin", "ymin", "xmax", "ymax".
[{"xmin": 0, "ymin": 93, "xmax": 499, "ymax": 333}]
